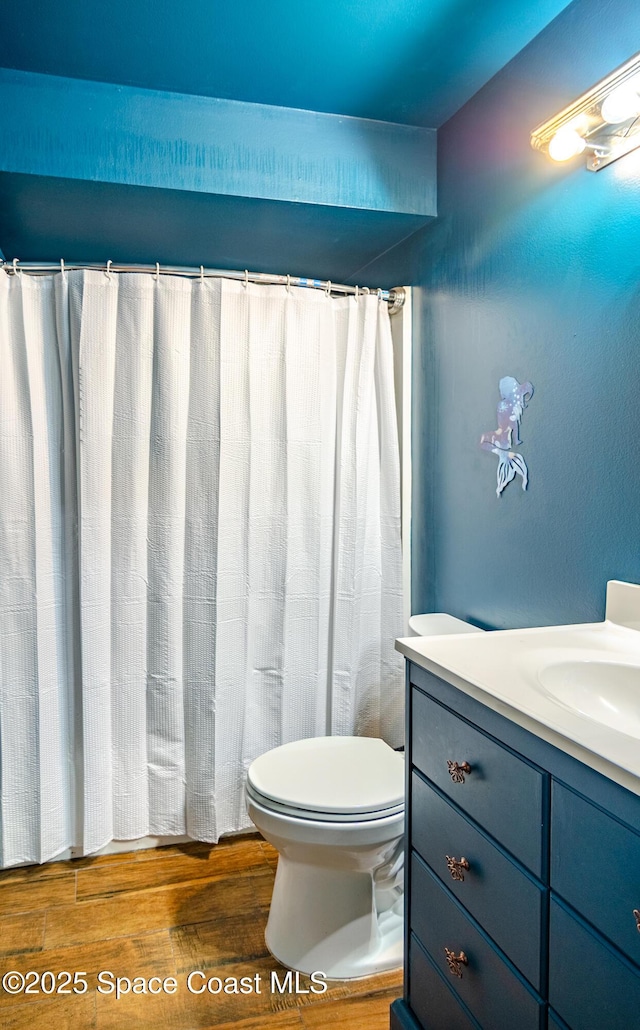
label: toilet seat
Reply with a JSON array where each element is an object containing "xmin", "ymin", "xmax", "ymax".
[
  {"xmin": 246, "ymin": 781, "xmax": 404, "ymax": 823},
  {"xmin": 246, "ymin": 736, "xmax": 404, "ymax": 823}
]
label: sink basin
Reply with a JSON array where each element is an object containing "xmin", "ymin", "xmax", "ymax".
[{"xmin": 539, "ymin": 661, "xmax": 640, "ymax": 736}]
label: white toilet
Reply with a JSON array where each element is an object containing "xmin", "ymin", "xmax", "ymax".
[
  {"xmin": 246, "ymin": 735, "xmax": 405, "ymax": 979},
  {"xmin": 246, "ymin": 614, "xmax": 483, "ymax": 980},
  {"xmin": 407, "ymin": 612, "xmax": 485, "ymax": 637}
]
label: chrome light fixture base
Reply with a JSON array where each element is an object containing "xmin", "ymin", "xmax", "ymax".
[{"xmin": 531, "ymin": 51, "xmax": 640, "ymax": 171}]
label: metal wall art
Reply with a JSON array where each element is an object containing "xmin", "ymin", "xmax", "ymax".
[{"xmin": 480, "ymin": 376, "xmax": 534, "ymax": 497}]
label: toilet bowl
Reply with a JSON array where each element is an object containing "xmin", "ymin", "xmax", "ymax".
[{"xmin": 246, "ymin": 735, "xmax": 405, "ymax": 980}]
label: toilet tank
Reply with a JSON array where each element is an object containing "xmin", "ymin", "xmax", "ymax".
[{"xmin": 408, "ymin": 613, "xmax": 484, "ymax": 636}]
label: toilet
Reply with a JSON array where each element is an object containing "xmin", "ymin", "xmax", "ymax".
[
  {"xmin": 246, "ymin": 735, "xmax": 405, "ymax": 979},
  {"xmin": 246, "ymin": 614, "xmax": 483, "ymax": 980},
  {"xmin": 407, "ymin": 612, "xmax": 485, "ymax": 637}
]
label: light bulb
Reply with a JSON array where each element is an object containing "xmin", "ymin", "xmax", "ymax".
[
  {"xmin": 601, "ymin": 84, "xmax": 640, "ymax": 124},
  {"xmin": 548, "ymin": 127, "xmax": 587, "ymax": 162}
]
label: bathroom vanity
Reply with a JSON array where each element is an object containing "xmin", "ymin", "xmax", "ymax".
[{"xmin": 392, "ymin": 583, "xmax": 640, "ymax": 1030}]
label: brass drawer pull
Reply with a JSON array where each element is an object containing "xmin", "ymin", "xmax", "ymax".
[
  {"xmin": 634, "ymin": 909, "xmax": 640, "ymax": 933},
  {"xmin": 446, "ymin": 855, "xmax": 470, "ymax": 882},
  {"xmin": 447, "ymin": 760, "xmax": 472, "ymax": 783},
  {"xmin": 444, "ymin": 947, "xmax": 468, "ymax": 978}
]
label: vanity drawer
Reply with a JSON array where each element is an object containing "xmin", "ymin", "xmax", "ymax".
[
  {"xmin": 549, "ymin": 896, "xmax": 640, "ymax": 1030},
  {"xmin": 412, "ymin": 687, "xmax": 546, "ymax": 876},
  {"xmin": 551, "ymin": 781, "xmax": 640, "ymax": 967},
  {"xmin": 412, "ymin": 771, "xmax": 544, "ymax": 990},
  {"xmin": 410, "ymin": 853, "xmax": 544, "ymax": 1030},
  {"xmin": 409, "ymin": 936, "xmax": 480, "ymax": 1030}
]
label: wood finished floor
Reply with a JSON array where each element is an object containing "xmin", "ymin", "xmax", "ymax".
[{"xmin": 0, "ymin": 834, "xmax": 402, "ymax": 1029}]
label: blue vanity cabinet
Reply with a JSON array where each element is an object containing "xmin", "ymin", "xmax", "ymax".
[
  {"xmin": 547, "ymin": 1013, "xmax": 570, "ymax": 1030},
  {"xmin": 410, "ymin": 854, "xmax": 543, "ymax": 1030},
  {"xmin": 390, "ymin": 660, "xmax": 640, "ymax": 1030},
  {"xmin": 550, "ymin": 781, "xmax": 640, "ymax": 966},
  {"xmin": 408, "ymin": 937, "xmax": 479, "ymax": 1030},
  {"xmin": 411, "ymin": 688, "xmax": 545, "ymax": 877},
  {"xmin": 548, "ymin": 896, "xmax": 640, "ymax": 1030},
  {"xmin": 411, "ymin": 771, "xmax": 545, "ymax": 989}
]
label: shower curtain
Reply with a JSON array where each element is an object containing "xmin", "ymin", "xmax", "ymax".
[{"xmin": 0, "ymin": 268, "xmax": 403, "ymax": 867}]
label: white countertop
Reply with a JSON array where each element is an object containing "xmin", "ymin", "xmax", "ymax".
[{"xmin": 397, "ymin": 586, "xmax": 640, "ymax": 796}]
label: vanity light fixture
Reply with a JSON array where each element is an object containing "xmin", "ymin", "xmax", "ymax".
[{"xmin": 531, "ymin": 51, "xmax": 640, "ymax": 171}]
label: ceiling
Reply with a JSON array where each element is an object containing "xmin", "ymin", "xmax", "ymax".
[
  {"xmin": 0, "ymin": 0, "xmax": 573, "ymax": 127},
  {"xmin": 0, "ymin": 0, "xmax": 574, "ymax": 280}
]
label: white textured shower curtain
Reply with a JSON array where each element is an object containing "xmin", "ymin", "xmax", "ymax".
[{"xmin": 0, "ymin": 268, "xmax": 403, "ymax": 867}]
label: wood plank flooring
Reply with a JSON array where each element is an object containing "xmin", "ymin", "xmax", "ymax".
[{"xmin": 0, "ymin": 834, "xmax": 402, "ymax": 1029}]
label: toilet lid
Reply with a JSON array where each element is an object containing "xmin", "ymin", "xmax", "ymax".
[{"xmin": 246, "ymin": 736, "xmax": 404, "ymax": 816}]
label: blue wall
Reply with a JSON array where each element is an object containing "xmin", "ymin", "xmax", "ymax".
[
  {"xmin": 370, "ymin": 0, "xmax": 640, "ymax": 629},
  {"xmin": 3, "ymin": 1, "xmax": 639, "ymax": 630},
  {"xmin": 0, "ymin": 69, "xmax": 435, "ymax": 278}
]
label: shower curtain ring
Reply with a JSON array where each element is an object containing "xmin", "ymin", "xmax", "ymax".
[
  {"xmin": 200, "ymin": 265, "xmax": 205, "ymax": 285},
  {"xmin": 60, "ymin": 258, "xmax": 66, "ymax": 281},
  {"xmin": 105, "ymin": 260, "xmax": 113, "ymax": 281},
  {"xmin": 286, "ymin": 274, "xmax": 291, "ymax": 293},
  {"xmin": 243, "ymin": 269, "xmax": 249, "ymax": 289},
  {"xmin": 377, "ymin": 289, "xmax": 383, "ymax": 301},
  {"xmin": 155, "ymin": 262, "xmax": 160, "ymax": 282},
  {"xmin": 325, "ymin": 280, "xmax": 332, "ymax": 297},
  {"xmin": 12, "ymin": 257, "xmax": 20, "ymax": 276},
  {"xmin": 355, "ymin": 285, "xmax": 359, "ymax": 299}
]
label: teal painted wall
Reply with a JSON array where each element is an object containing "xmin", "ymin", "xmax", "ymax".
[
  {"xmin": 367, "ymin": 0, "xmax": 640, "ymax": 629},
  {"xmin": 0, "ymin": 70, "xmax": 435, "ymax": 214},
  {"xmin": 0, "ymin": 70, "xmax": 434, "ymax": 277},
  {"xmin": 3, "ymin": 1, "xmax": 639, "ymax": 630},
  {"xmin": 0, "ymin": 0, "xmax": 575, "ymax": 274}
]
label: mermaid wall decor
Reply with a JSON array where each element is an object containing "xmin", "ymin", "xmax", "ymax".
[{"xmin": 480, "ymin": 376, "xmax": 534, "ymax": 497}]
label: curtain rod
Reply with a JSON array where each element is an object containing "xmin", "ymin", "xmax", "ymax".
[{"xmin": 0, "ymin": 259, "xmax": 406, "ymax": 313}]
